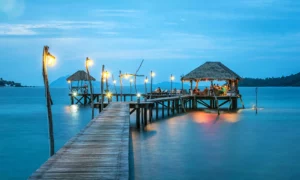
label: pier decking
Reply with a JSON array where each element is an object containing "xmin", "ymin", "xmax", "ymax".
[{"xmin": 29, "ymin": 102, "xmax": 130, "ymax": 180}]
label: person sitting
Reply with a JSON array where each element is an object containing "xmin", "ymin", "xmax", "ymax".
[
  {"xmin": 193, "ymin": 87, "xmax": 200, "ymax": 95},
  {"xmin": 155, "ymin": 87, "xmax": 162, "ymax": 93},
  {"xmin": 203, "ymin": 87, "xmax": 209, "ymax": 96}
]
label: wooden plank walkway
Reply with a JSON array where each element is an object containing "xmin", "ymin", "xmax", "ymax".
[{"xmin": 29, "ymin": 102, "xmax": 130, "ymax": 180}]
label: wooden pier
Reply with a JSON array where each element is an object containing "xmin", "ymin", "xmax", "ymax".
[{"xmin": 29, "ymin": 102, "xmax": 130, "ymax": 180}]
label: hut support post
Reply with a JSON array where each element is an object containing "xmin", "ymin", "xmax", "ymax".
[{"xmin": 211, "ymin": 81, "xmax": 220, "ymax": 115}]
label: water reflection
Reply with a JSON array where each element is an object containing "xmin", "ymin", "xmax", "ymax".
[{"xmin": 192, "ymin": 111, "xmax": 240, "ymax": 124}]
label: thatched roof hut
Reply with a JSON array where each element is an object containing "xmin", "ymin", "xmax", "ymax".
[
  {"xmin": 66, "ymin": 70, "xmax": 96, "ymax": 82},
  {"xmin": 182, "ymin": 62, "xmax": 241, "ymax": 81}
]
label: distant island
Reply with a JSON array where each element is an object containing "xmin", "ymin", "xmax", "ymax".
[
  {"xmin": 0, "ymin": 77, "xmax": 24, "ymax": 87},
  {"xmin": 239, "ymin": 73, "xmax": 300, "ymax": 87}
]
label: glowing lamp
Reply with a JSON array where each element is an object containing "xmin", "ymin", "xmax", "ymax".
[
  {"xmin": 151, "ymin": 72, "xmax": 155, "ymax": 77},
  {"xmin": 106, "ymin": 92, "xmax": 112, "ymax": 98},
  {"xmin": 47, "ymin": 53, "xmax": 56, "ymax": 67},
  {"xmin": 72, "ymin": 92, "xmax": 77, "ymax": 96},
  {"xmin": 113, "ymin": 80, "xmax": 117, "ymax": 84},
  {"xmin": 86, "ymin": 58, "xmax": 94, "ymax": 67},
  {"xmin": 67, "ymin": 80, "xmax": 71, "ymax": 84}
]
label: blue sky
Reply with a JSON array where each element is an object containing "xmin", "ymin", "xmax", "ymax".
[{"xmin": 1, "ymin": 0, "xmax": 300, "ymax": 85}]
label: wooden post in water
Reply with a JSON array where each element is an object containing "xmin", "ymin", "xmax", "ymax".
[
  {"xmin": 156, "ymin": 102, "xmax": 159, "ymax": 120},
  {"xmin": 42, "ymin": 46, "xmax": 55, "ymax": 157},
  {"xmin": 101, "ymin": 65, "xmax": 105, "ymax": 112},
  {"xmin": 256, "ymin": 87, "xmax": 258, "ymax": 114},
  {"xmin": 86, "ymin": 57, "xmax": 94, "ymax": 119},
  {"xmin": 162, "ymin": 101, "xmax": 165, "ymax": 118},
  {"xmin": 167, "ymin": 100, "xmax": 170, "ymax": 116},
  {"xmin": 144, "ymin": 108, "xmax": 147, "ymax": 126}
]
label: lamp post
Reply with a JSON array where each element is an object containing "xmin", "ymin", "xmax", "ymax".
[
  {"xmin": 106, "ymin": 91, "xmax": 112, "ymax": 103},
  {"xmin": 104, "ymin": 71, "xmax": 109, "ymax": 92},
  {"xmin": 150, "ymin": 71, "xmax": 155, "ymax": 93},
  {"xmin": 42, "ymin": 45, "xmax": 56, "ymax": 157},
  {"xmin": 144, "ymin": 76, "xmax": 148, "ymax": 94},
  {"xmin": 85, "ymin": 57, "xmax": 94, "ymax": 119},
  {"xmin": 170, "ymin": 74, "xmax": 175, "ymax": 93},
  {"xmin": 130, "ymin": 79, "xmax": 133, "ymax": 101},
  {"xmin": 137, "ymin": 93, "xmax": 141, "ymax": 104}
]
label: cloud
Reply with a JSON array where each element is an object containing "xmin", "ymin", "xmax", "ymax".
[
  {"xmin": 0, "ymin": 0, "xmax": 25, "ymax": 17},
  {"xmin": 0, "ymin": 21, "xmax": 118, "ymax": 35},
  {"xmin": 89, "ymin": 9, "xmax": 143, "ymax": 17}
]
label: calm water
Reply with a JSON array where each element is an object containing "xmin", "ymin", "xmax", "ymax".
[{"xmin": 1, "ymin": 87, "xmax": 300, "ymax": 179}]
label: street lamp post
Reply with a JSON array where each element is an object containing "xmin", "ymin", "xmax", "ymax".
[
  {"xmin": 144, "ymin": 76, "xmax": 148, "ymax": 94},
  {"xmin": 42, "ymin": 45, "xmax": 56, "ymax": 157},
  {"xmin": 170, "ymin": 74, "xmax": 175, "ymax": 93},
  {"xmin": 86, "ymin": 57, "xmax": 94, "ymax": 120},
  {"xmin": 150, "ymin": 71, "xmax": 155, "ymax": 94},
  {"xmin": 130, "ymin": 79, "xmax": 133, "ymax": 101}
]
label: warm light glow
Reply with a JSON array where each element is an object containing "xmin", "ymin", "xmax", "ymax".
[
  {"xmin": 47, "ymin": 53, "xmax": 56, "ymax": 67},
  {"xmin": 137, "ymin": 93, "xmax": 141, "ymax": 98},
  {"xmin": 67, "ymin": 80, "xmax": 71, "ymax": 84},
  {"xmin": 86, "ymin": 59, "xmax": 94, "ymax": 67},
  {"xmin": 72, "ymin": 91, "xmax": 77, "ymax": 96},
  {"xmin": 106, "ymin": 92, "xmax": 112, "ymax": 98},
  {"xmin": 144, "ymin": 78, "xmax": 148, "ymax": 83},
  {"xmin": 124, "ymin": 74, "xmax": 129, "ymax": 79},
  {"xmin": 103, "ymin": 71, "xmax": 110, "ymax": 78},
  {"xmin": 151, "ymin": 72, "xmax": 155, "ymax": 77},
  {"xmin": 171, "ymin": 76, "xmax": 175, "ymax": 81},
  {"xmin": 113, "ymin": 80, "xmax": 117, "ymax": 84},
  {"xmin": 130, "ymin": 79, "xmax": 133, "ymax": 82}
]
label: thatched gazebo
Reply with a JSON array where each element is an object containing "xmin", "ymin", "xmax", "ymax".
[
  {"xmin": 67, "ymin": 70, "xmax": 96, "ymax": 93},
  {"xmin": 181, "ymin": 62, "xmax": 241, "ymax": 92}
]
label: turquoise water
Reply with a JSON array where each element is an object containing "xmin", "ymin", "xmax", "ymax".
[
  {"xmin": 131, "ymin": 87, "xmax": 300, "ymax": 180},
  {"xmin": 1, "ymin": 87, "xmax": 300, "ymax": 179}
]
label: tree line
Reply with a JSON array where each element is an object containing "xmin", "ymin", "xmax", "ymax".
[
  {"xmin": 0, "ymin": 78, "xmax": 22, "ymax": 87},
  {"xmin": 239, "ymin": 73, "xmax": 300, "ymax": 87}
]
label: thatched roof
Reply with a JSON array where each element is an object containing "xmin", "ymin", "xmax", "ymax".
[
  {"xmin": 182, "ymin": 62, "xmax": 241, "ymax": 81},
  {"xmin": 66, "ymin": 70, "xmax": 96, "ymax": 81}
]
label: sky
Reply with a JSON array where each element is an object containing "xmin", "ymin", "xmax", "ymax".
[{"xmin": 1, "ymin": 0, "xmax": 300, "ymax": 86}]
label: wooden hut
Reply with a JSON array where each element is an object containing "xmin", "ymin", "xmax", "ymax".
[
  {"xmin": 182, "ymin": 62, "xmax": 241, "ymax": 94},
  {"xmin": 181, "ymin": 62, "xmax": 243, "ymax": 111},
  {"xmin": 67, "ymin": 70, "xmax": 96, "ymax": 93}
]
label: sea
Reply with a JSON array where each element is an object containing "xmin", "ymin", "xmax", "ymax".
[{"xmin": 1, "ymin": 87, "xmax": 300, "ymax": 180}]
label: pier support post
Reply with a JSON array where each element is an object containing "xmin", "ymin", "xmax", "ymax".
[
  {"xmin": 144, "ymin": 108, "xmax": 148, "ymax": 126},
  {"xmin": 84, "ymin": 95, "xmax": 87, "ymax": 105},
  {"xmin": 136, "ymin": 107, "xmax": 140, "ymax": 128},
  {"xmin": 172, "ymin": 100, "xmax": 175, "ymax": 114},
  {"xmin": 156, "ymin": 102, "xmax": 159, "ymax": 120},
  {"xmin": 167, "ymin": 100, "xmax": 170, "ymax": 116},
  {"xmin": 71, "ymin": 96, "xmax": 74, "ymax": 104},
  {"xmin": 232, "ymin": 99, "xmax": 237, "ymax": 110},
  {"xmin": 149, "ymin": 106, "xmax": 153, "ymax": 123},
  {"xmin": 162, "ymin": 101, "xmax": 165, "ymax": 118}
]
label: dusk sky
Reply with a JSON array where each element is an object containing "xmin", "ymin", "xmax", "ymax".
[{"xmin": 1, "ymin": 0, "xmax": 300, "ymax": 86}]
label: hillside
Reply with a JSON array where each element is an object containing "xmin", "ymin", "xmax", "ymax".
[{"xmin": 239, "ymin": 73, "xmax": 300, "ymax": 87}]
